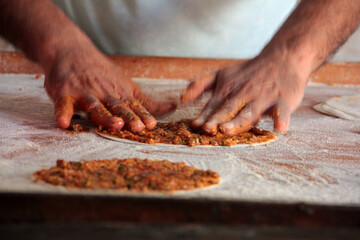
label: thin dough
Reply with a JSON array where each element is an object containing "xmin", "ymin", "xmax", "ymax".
[
  {"xmin": 96, "ymin": 119, "xmax": 276, "ymax": 147},
  {"xmin": 313, "ymin": 95, "xmax": 360, "ymax": 121},
  {"xmin": 34, "ymin": 158, "xmax": 220, "ymax": 192}
]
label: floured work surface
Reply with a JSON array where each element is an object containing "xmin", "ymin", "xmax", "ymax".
[{"xmin": 0, "ymin": 74, "xmax": 359, "ymax": 205}]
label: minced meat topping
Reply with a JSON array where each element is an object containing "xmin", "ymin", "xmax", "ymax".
[
  {"xmin": 34, "ymin": 158, "xmax": 220, "ymax": 192},
  {"xmin": 98, "ymin": 119, "xmax": 275, "ymax": 147}
]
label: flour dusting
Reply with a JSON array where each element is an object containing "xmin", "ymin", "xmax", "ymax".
[{"xmin": 0, "ymin": 74, "xmax": 359, "ymax": 205}]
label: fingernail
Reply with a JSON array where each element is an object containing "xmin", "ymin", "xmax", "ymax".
[
  {"xmin": 274, "ymin": 120, "xmax": 289, "ymax": 135},
  {"xmin": 219, "ymin": 122, "xmax": 237, "ymax": 136},
  {"xmin": 129, "ymin": 119, "xmax": 146, "ymax": 133},
  {"xmin": 109, "ymin": 117, "xmax": 124, "ymax": 129},
  {"xmin": 131, "ymin": 123, "xmax": 145, "ymax": 133},
  {"xmin": 219, "ymin": 122, "xmax": 233, "ymax": 131},
  {"xmin": 275, "ymin": 128, "xmax": 288, "ymax": 135},
  {"xmin": 110, "ymin": 116, "xmax": 123, "ymax": 123},
  {"xmin": 203, "ymin": 122, "xmax": 218, "ymax": 135},
  {"xmin": 56, "ymin": 115, "xmax": 72, "ymax": 128},
  {"xmin": 192, "ymin": 118, "xmax": 205, "ymax": 127},
  {"xmin": 144, "ymin": 119, "xmax": 157, "ymax": 130}
]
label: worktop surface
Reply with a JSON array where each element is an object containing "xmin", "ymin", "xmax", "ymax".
[{"xmin": 0, "ymin": 73, "xmax": 359, "ymax": 206}]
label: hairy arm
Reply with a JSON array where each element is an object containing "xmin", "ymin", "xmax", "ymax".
[
  {"xmin": 267, "ymin": 0, "xmax": 360, "ymax": 78},
  {"xmin": 0, "ymin": 0, "xmax": 83, "ymax": 68},
  {"xmin": 0, "ymin": 0, "xmax": 174, "ymax": 131},
  {"xmin": 182, "ymin": 0, "xmax": 360, "ymax": 135}
]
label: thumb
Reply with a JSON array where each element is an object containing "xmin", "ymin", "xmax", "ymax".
[
  {"xmin": 133, "ymin": 88, "xmax": 176, "ymax": 117},
  {"xmin": 181, "ymin": 72, "xmax": 216, "ymax": 102},
  {"xmin": 273, "ymin": 102, "xmax": 295, "ymax": 134},
  {"xmin": 54, "ymin": 96, "xmax": 75, "ymax": 129}
]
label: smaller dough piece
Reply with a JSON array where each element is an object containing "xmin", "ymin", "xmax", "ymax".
[
  {"xmin": 313, "ymin": 95, "xmax": 360, "ymax": 121},
  {"xmin": 33, "ymin": 158, "xmax": 220, "ymax": 192},
  {"xmin": 97, "ymin": 119, "xmax": 276, "ymax": 147}
]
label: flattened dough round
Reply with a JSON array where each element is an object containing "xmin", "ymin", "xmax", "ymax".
[
  {"xmin": 313, "ymin": 95, "xmax": 360, "ymax": 121},
  {"xmin": 96, "ymin": 119, "xmax": 276, "ymax": 147},
  {"xmin": 34, "ymin": 158, "xmax": 220, "ymax": 192}
]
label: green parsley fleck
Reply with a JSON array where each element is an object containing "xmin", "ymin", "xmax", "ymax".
[
  {"xmin": 148, "ymin": 183, "xmax": 157, "ymax": 190},
  {"xmin": 118, "ymin": 164, "xmax": 125, "ymax": 170}
]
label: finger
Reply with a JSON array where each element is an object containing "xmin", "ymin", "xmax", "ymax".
[
  {"xmin": 272, "ymin": 87, "xmax": 304, "ymax": 134},
  {"xmin": 128, "ymin": 100, "xmax": 157, "ymax": 130},
  {"xmin": 54, "ymin": 96, "xmax": 75, "ymax": 129},
  {"xmin": 133, "ymin": 88, "xmax": 177, "ymax": 117},
  {"xmin": 219, "ymin": 101, "xmax": 266, "ymax": 136},
  {"xmin": 181, "ymin": 72, "xmax": 215, "ymax": 102},
  {"xmin": 192, "ymin": 96, "xmax": 224, "ymax": 135},
  {"xmin": 84, "ymin": 97, "xmax": 124, "ymax": 130},
  {"xmin": 201, "ymin": 95, "xmax": 248, "ymax": 133},
  {"xmin": 106, "ymin": 98, "xmax": 145, "ymax": 133},
  {"xmin": 272, "ymin": 104, "xmax": 291, "ymax": 134}
]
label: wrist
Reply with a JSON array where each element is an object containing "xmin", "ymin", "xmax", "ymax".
[
  {"xmin": 39, "ymin": 32, "xmax": 100, "ymax": 72},
  {"xmin": 38, "ymin": 26, "xmax": 98, "ymax": 72},
  {"xmin": 260, "ymin": 40, "xmax": 316, "ymax": 84}
]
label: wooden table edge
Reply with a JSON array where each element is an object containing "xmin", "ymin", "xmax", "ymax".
[
  {"xmin": 0, "ymin": 192, "xmax": 359, "ymax": 227},
  {"xmin": 1, "ymin": 51, "xmax": 360, "ymax": 85}
]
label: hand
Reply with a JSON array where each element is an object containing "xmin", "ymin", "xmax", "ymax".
[
  {"xmin": 182, "ymin": 52, "xmax": 308, "ymax": 136},
  {"xmin": 44, "ymin": 45, "xmax": 175, "ymax": 132}
]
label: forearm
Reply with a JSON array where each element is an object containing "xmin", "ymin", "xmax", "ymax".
[
  {"xmin": 0, "ymin": 0, "xmax": 95, "ymax": 70},
  {"xmin": 262, "ymin": 0, "xmax": 360, "ymax": 79},
  {"xmin": 0, "ymin": 0, "xmax": 174, "ymax": 131}
]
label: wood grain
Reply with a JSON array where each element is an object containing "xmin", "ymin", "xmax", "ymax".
[{"xmin": 1, "ymin": 193, "xmax": 359, "ymax": 227}]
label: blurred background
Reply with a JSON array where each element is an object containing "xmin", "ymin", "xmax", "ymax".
[{"xmin": 1, "ymin": 27, "xmax": 360, "ymax": 62}]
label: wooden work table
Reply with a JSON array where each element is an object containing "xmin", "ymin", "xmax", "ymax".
[
  {"xmin": 0, "ymin": 52, "xmax": 359, "ymax": 239},
  {"xmin": 1, "ymin": 51, "xmax": 360, "ymax": 84}
]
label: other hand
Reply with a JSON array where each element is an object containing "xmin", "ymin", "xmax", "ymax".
[{"xmin": 182, "ymin": 52, "xmax": 308, "ymax": 135}]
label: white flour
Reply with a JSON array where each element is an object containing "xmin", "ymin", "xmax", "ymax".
[{"xmin": 0, "ymin": 74, "xmax": 359, "ymax": 205}]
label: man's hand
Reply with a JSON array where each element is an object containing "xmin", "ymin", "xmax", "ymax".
[
  {"xmin": 0, "ymin": 0, "xmax": 175, "ymax": 132},
  {"xmin": 45, "ymin": 44, "xmax": 175, "ymax": 132},
  {"xmin": 183, "ymin": 0, "xmax": 360, "ymax": 135},
  {"xmin": 182, "ymin": 51, "xmax": 306, "ymax": 135}
]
